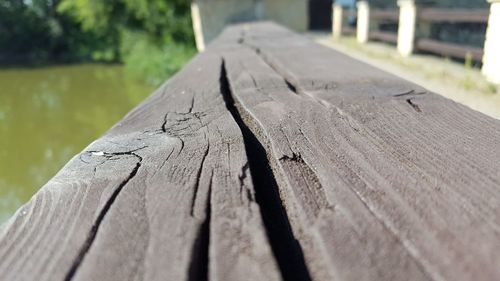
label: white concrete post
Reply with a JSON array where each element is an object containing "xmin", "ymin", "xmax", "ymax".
[
  {"xmin": 397, "ymin": 0, "xmax": 418, "ymax": 56},
  {"xmin": 190, "ymin": 2, "xmax": 205, "ymax": 51},
  {"xmin": 332, "ymin": 3, "xmax": 344, "ymax": 40},
  {"xmin": 482, "ymin": 0, "xmax": 500, "ymax": 84},
  {"xmin": 357, "ymin": 1, "xmax": 370, "ymax": 43},
  {"xmin": 190, "ymin": 0, "xmax": 308, "ymax": 51}
]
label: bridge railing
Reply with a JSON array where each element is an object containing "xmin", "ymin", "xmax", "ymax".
[
  {"xmin": 332, "ymin": 3, "xmax": 356, "ymax": 39},
  {"xmin": 415, "ymin": 8, "xmax": 488, "ymax": 62},
  {"xmin": 332, "ymin": 0, "xmax": 500, "ymax": 84},
  {"xmin": 369, "ymin": 9, "xmax": 399, "ymax": 44}
]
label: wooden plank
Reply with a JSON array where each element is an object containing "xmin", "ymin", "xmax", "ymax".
[
  {"xmin": 0, "ymin": 150, "xmax": 141, "ymax": 281},
  {"xmin": 221, "ymin": 47, "xmax": 430, "ymax": 281},
  {"xmin": 2, "ymin": 21, "xmax": 500, "ymax": 281},
  {"xmin": 370, "ymin": 9, "xmax": 399, "ymax": 21},
  {"xmin": 369, "ymin": 31, "xmax": 398, "ymax": 44},
  {"xmin": 415, "ymin": 38, "xmax": 484, "ymax": 61},
  {"xmin": 216, "ymin": 22, "xmax": 500, "ymax": 280},
  {"xmin": 419, "ymin": 9, "xmax": 489, "ymax": 23},
  {"xmin": 216, "ymin": 24, "xmax": 430, "ymax": 281},
  {"xmin": 0, "ymin": 45, "xmax": 282, "ymax": 280}
]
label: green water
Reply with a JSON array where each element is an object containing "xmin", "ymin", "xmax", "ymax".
[{"xmin": 0, "ymin": 64, "xmax": 155, "ymax": 224}]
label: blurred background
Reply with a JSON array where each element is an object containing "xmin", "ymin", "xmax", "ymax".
[
  {"xmin": 1, "ymin": 0, "xmax": 498, "ymax": 223},
  {"xmin": 0, "ymin": 0, "xmax": 196, "ymax": 223}
]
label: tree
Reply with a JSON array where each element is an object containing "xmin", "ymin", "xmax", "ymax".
[
  {"xmin": 0, "ymin": 0, "xmax": 114, "ymax": 63},
  {"xmin": 57, "ymin": 0, "xmax": 196, "ymax": 82},
  {"xmin": 57, "ymin": 0, "xmax": 194, "ymax": 45}
]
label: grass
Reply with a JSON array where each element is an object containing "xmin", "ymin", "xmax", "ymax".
[
  {"xmin": 338, "ymin": 37, "xmax": 497, "ymax": 95},
  {"xmin": 121, "ymin": 32, "xmax": 196, "ymax": 87}
]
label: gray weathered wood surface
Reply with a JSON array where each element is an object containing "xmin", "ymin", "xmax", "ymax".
[{"xmin": 2, "ymin": 22, "xmax": 500, "ymax": 281}]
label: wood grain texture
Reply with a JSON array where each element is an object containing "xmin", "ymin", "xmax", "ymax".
[
  {"xmin": 216, "ymin": 22, "xmax": 500, "ymax": 281},
  {"xmin": 218, "ymin": 39, "xmax": 430, "ymax": 281},
  {"xmin": 0, "ymin": 47, "xmax": 281, "ymax": 281}
]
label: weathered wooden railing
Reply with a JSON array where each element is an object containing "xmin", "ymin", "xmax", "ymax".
[
  {"xmin": 337, "ymin": 1, "xmax": 490, "ymax": 61},
  {"xmin": 332, "ymin": 4, "xmax": 355, "ymax": 39},
  {"xmin": 358, "ymin": 6, "xmax": 488, "ymax": 61},
  {"xmin": 369, "ymin": 9, "xmax": 399, "ymax": 44},
  {"xmin": 418, "ymin": 8, "xmax": 489, "ymax": 22},
  {"xmin": 2, "ymin": 22, "xmax": 500, "ymax": 281},
  {"xmin": 415, "ymin": 8, "xmax": 488, "ymax": 62},
  {"xmin": 334, "ymin": 0, "xmax": 500, "ymax": 83}
]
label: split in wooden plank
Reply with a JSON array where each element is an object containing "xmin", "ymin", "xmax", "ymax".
[
  {"xmin": 217, "ymin": 37, "xmax": 430, "ymax": 281},
  {"xmin": 0, "ymin": 43, "xmax": 283, "ymax": 281},
  {"xmin": 218, "ymin": 22, "xmax": 500, "ymax": 281}
]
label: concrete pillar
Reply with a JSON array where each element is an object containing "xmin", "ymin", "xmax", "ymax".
[
  {"xmin": 190, "ymin": 2, "xmax": 205, "ymax": 51},
  {"xmin": 332, "ymin": 3, "xmax": 344, "ymax": 40},
  {"xmin": 190, "ymin": 0, "xmax": 308, "ymax": 51},
  {"xmin": 357, "ymin": 1, "xmax": 370, "ymax": 43},
  {"xmin": 482, "ymin": 0, "xmax": 500, "ymax": 84},
  {"xmin": 397, "ymin": 0, "xmax": 418, "ymax": 56}
]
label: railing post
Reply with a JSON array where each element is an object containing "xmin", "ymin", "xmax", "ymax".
[
  {"xmin": 190, "ymin": 1, "xmax": 205, "ymax": 51},
  {"xmin": 357, "ymin": 1, "xmax": 370, "ymax": 43},
  {"xmin": 332, "ymin": 2, "xmax": 344, "ymax": 40},
  {"xmin": 483, "ymin": 0, "xmax": 500, "ymax": 84},
  {"xmin": 397, "ymin": 0, "xmax": 417, "ymax": 56}
]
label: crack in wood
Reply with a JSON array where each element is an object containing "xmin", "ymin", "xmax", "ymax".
[
  {"xmin": 190, "ymin": 135, "xmax": 210, "ymax": 217},
  {"xmin": 64, "ymin": 152, "xmax": 143, "ymax": 281},
  {"xmin": 234, "ymin": 40, "xmax": 437, "ymax": 280},
  {"xmin": 285, "ymin": 80, "xmax": 298, "ymax": 94},
  {"xmin": 393, "ymin": 90, "xmax": 427, "ymax": 97},
  {"xmin": 219, "ymin": 58, "xmax": 312, "ymax": 281},
  {"xmin": 407, "ymin": 98, "xmax": 422, "ymax": 112},
  {"xmin": 393, "ymin": 90, "xmax": 426, "ymax": 112},
  {"xmin": 188, "ymin": 171, "xmax": 212, "ymax": 281},
  {"xmin": 256, "ymin": 51, "xmax": 300, "ymax": 96},
  {"xmin": 279, "ymin": 153, "xmax": 328, "ymax": 221},
  {"xmin": 238, "ymin": 162, "xmax": 254, "ymax": 205},
  {"xmin": 240, "ymin": 40, "xmax": 302, "ymax": 96},
  {"xmin": 161, "ymin": 112, "xmax": 169, "ymax": 133}
]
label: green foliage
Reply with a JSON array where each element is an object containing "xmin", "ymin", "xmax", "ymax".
[
  {"xmin": 464, "ymin": 52, "xmax": 473, "ymax": 69},
  {"xmin": 57, "ymin": 0, "xmax": 194, "ymax": 46},
  {"xmin": 57, "ymin": 0, "xmax": 195, "ymax": 84},
  {"xmin": 0, "ymin": 0, "xmax": 114, "ymax": 63},
  {"xmin": 461, "ymin": 75, "xmax": 474, "ymax": 90},
  {"xmin": 121, "ymin": 31, "xmax": 196, "ymax": 86},
  {"xmin": 488, "ymin": 83, "xmax": 498, "ymax": 94},
  {"xmin": 0, "ymin": 0, "xmax": 195, "ymax": 84},
  {"xmin": 60, "ymin": 1, "xmax": 175, "ymax": 31}
]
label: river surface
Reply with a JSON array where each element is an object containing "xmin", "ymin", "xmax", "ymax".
[{"xmin": 0, "ymin": 64, "xmax": 155, "ymax": 224}]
